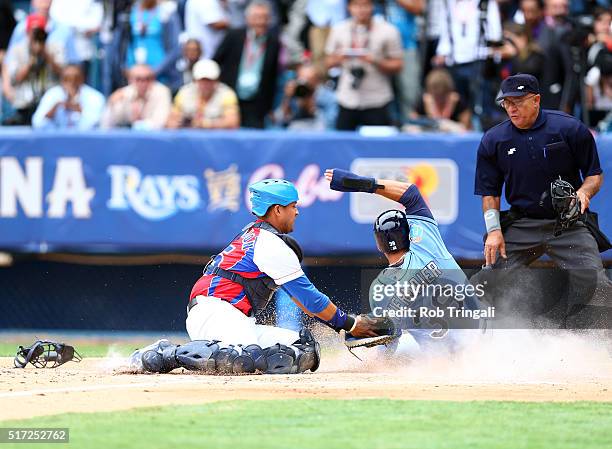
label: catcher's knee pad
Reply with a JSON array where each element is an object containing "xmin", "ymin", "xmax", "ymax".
[
  {"xmin": 142, "ymin": 340, "xmax": 219, "ymax": 373},
  {"xmin": 213, "ymin": 344, "xmax": 270, "ymax": 374},
  {"xmin": 142, "ymin": 345, "xmax": 179, "ymax": 373},
  {"xmin": 241, "ymin": 344, "xmax": 268, "ymax": 372},
  {"xmin": 263, "ymin": 344, "xmax": 297, "ymax": 374},
  {"xmin": 175, "ymin": 340, "xmax": 219, "ymax": 372},
  {"xmin": 262, "ymin": 329, "xmax": 320, "ymax": 375}
]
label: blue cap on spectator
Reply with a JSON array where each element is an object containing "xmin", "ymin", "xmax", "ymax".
[{"xmin": 496, "ymin": 74, "xmax": 540, "ymax": 102}]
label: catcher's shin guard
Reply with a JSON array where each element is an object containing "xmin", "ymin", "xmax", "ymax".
[
  {"xmin": 264, "ymin": 328, "xmax": 321, "ymax": 374},
  {"xmin": 140, "ymin": 340, "xmax": 266, "ymax": 374},
  {"xmin": 139, "ymin": 330, "xmax": 321, "ymax": 375}
]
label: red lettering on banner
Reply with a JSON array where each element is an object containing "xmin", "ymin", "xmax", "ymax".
[{"xmin": 246, "ymin": 164, "xmax": 343, "ymax": 210}]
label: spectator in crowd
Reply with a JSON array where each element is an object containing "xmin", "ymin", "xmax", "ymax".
[
  {"xmin": 125, "ymin": 0, "xmax": 181, "ymax": 89},
  {"xmin": 382, "ymin": 0, "xmax": 424, "ymax": 119},
  {"xmin": 32, "ymin": 64, "xmax": 105, "ymax": 129},
  {"xmin": 99, "ymin": 0, "xmax": 135, "ymax": 96},
  {"xmin": 214, "ymin": 0, "xmax": 280, "ymax": 129},
  {"xmin": 166, "ymin": 58, "xmax": 240, "ymax": 129},
  {"xmin": 175, "ymin": 38, "xmax": 202, "ymax": 86},
  {"xmin": 185, "ymin": 0, "xmax": 229, "ymax": 59},
  {"xmin": 516, "ymin": 0, "xmax": 572, "ymax": 110},
  {"xmin": 410, "ymin": 68, "xmax": 472, "ymax": 132},
  {"xmin": 544, "ymin": 0, "xmax": 571, "ymax": 28},
  {"xmin": 282, "ymin": 0, "xmax": 309, "ymax": 66},
  {"xmin": 587, "ymin": 7, "xmax": 612, "ymax": 67},
  {"xmin": 544, "ymin": 0, "xmax": 579, "ymax": 111},
  {"xmin": 102, "ymin": 63, "xmax": 171, "ymax": 129},
  {"xmin": 325, "ymin": 0, "xmax": 403, "ymax": 130},
  {"xmin": 49, "ymin": 0, "xmax": 103, "ymax": 80},
  {"xmin": 500, "ymin": 22, "xmax": 546, "ymax": 83},
  {"xmin": 2, "ymin": 0, "xmax": 77, "ymax": 109},
  {"xmin": 434, "ymin": 0, "xmax": 503, "ymax": 115},
  {"xmin": 273, "ymin": 63, "xmax": 337, "ymax": 130},
  {"xmin": 3, "ymin": 14, "xmax": 63, "ymax": 126},
  {"xmin": 585, "ymin": 50, "xmax": 612, "ymax": 128},
  {"xmin": 306, "ymin": 0, "xmax": 347, "ymax": 77},
  {"xmin": 423, "ymin": 0, "xmax": 444, "ymax": 82}
]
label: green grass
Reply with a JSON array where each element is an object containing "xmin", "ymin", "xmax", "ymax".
[
  {"xmin": 0, "ymin": 342, "xmax": 139, "ymax": 358},
  {"xmin": 1, "ymin": 400, "xmax": 610, "ymax": 449}
]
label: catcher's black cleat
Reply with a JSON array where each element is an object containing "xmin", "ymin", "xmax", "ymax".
[
  {"xmin": 128, "ymin": 339, "xmax": 173, "ymax": 373},
  {"xmin": 292, "ymin": 328, "xmax": 321, "ymax": 372}
]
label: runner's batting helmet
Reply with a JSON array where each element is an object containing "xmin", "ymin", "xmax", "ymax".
[{"xmin": 374, "ymin": 209, "xmax": 410, "ymax": 253}]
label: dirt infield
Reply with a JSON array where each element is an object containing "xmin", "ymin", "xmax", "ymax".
[{"xmin": 2, "ymin": 330, "xmax": 612, "ymax": 421}]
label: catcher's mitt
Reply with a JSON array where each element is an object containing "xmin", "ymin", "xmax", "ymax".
[{"xmin": 344, "ymin": 315, "xmax": 401, "ymax": 351}]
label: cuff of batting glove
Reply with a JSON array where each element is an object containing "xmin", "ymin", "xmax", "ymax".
[{"xmin": 330, "ymin": 169, "xmax": 381, "ymax": 193}]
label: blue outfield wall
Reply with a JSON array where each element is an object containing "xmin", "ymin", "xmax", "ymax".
[{"xmin": 0, "ymin": 129, "xmax": 611, "ymax": 260}]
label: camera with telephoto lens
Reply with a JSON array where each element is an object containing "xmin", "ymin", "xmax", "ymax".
[
  {"xmin": 29, "ymin": 28, "xmax": 48, "ymax": 70},
  {"xmin": 294, "ymin": 80, "xmax": 314, "ymax": 98},
  {"xmin": 350, "ymin": 66, "xmax": 366, "ymax": 89},
  {"xmin": 31, "ymin": 27, "xmax": 48, "ymax": 44}
]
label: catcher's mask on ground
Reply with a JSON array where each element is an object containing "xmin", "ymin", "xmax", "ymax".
[
  {"xmin": 374, "ymin": 209, "xmax": 411, "ymax": 254},
  {"xmin": 14, "ymin": 340, "xmax": 82, "ymax": 368}
]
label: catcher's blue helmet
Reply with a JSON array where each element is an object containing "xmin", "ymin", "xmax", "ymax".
[
  {"xmin": 374, "ymin": 209, "xmax": 410, "ymax": 253},
  {"xmin": 249, "ymin": 179, "xmax": 299, "ymax": 217}
]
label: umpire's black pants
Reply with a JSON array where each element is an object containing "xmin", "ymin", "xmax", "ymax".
[
  {"xmin": 473, "ymin": 217, "xmax": 612, "ymax": 329},
  {"xmin": 335, "ymin": 104, "xmax": 392, "ymax": 131}
]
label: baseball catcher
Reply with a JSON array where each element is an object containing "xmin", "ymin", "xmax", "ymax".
[
  {"xmin": 326, "ymin": 168, "xmax": 485, "ymax": 356},
  {"xmin": 129, "ymin": 178, "xmax": 393, "ymax": 375}
]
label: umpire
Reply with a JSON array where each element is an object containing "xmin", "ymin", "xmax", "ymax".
[{"xmin": 474, "ymin": 73, "xmax": 611, "ymax": 328}]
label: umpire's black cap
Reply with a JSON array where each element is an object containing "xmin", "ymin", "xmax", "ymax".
[{"xmin": 496, "ymin": 74, "xmax": 540, "ymax": 102}]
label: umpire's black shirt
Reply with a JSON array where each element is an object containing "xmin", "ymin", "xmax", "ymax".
[{"xmin": 475, "ymin": 109, "xmax": 603, "ymax": 219}]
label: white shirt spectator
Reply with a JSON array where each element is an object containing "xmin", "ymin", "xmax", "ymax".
[
  {"xmin": 185, "ymin": 0, "xmax": 228, "ymax": 59},
  {"xmin": 49, "ymin": 0, "xmax": 103, "ymax": 62},
  {"xmin": 585, "ymin": 66, "xmax": 612, "ymax": 111},
  {"xmin": 436, "ymin": 0, "xmax": 502, "ymax": 65},
  {"xmin": 426, "ymin": 0, "xmax": 445, "ymax": 39},
  {"xmin": 32, "ymin": 84, "xmax": 105, "ymax": 130}
]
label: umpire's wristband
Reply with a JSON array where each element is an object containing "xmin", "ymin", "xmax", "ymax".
[
  {"xmin": 330, "ymin": 169, "xmax": 383, "ymax": 193},
  {"xmin": 484, "ymin": 209, "xmax": 501, "ymax": 233},
  {"xmin": 316, "ymin": 308, "xmax": 356, "ymax": 333}
]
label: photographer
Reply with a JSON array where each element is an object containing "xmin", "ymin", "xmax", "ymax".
[
  {"xmin": 273, "ymin": 64, "xmax": 337, "ymax": 130},
  {"xmin": 498, "ymin": 23, "xmax": 545, "ymax": 83},
  {"xmin": 3, "ymin": 14, "xmax": 63, "ymax": 126},
  {"xmin": 325, "ymin": 0, "xmax": 403, "ymax": 130},
  {"xmin": 433, "ymin": 0, "xmax": 502, "ymax": 114}
]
